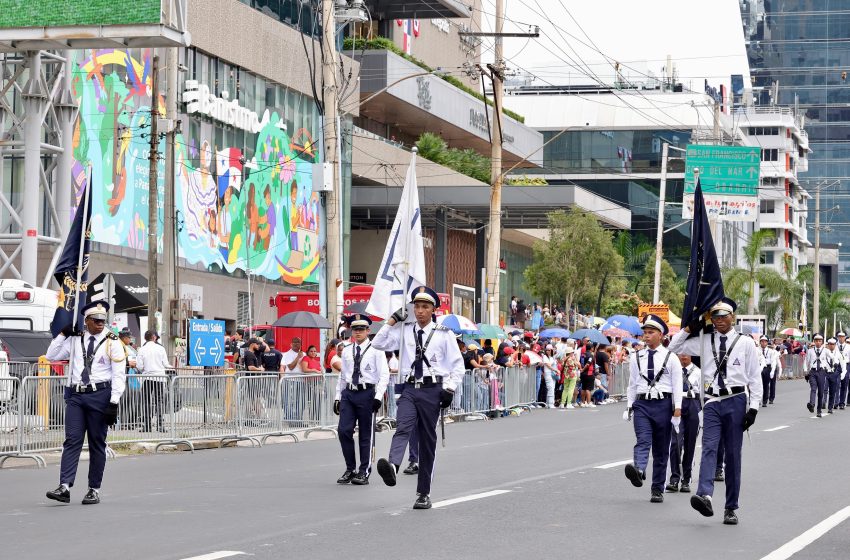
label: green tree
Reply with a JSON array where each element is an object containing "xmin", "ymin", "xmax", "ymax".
[
  {"xmin": 722, "ymin": 229, "xmax": 787, "ymax": 314},
  {"xmin": 759, "ymin": 256, "xmax": 813, "ymax": 333},
  {"xmin": 524, "ymin": 209, "xmax": 624, "ymax": 315},
  {"xmin": 613, "ymin": 231, "xmax": 654, "ymax": 292},
  {"xmin": 818, "ymin": 289, "xmax": 850, "ymax": 332},
  {"xmin": 636, "ymin": 251, "xmax": 685, "ymax": 314}
]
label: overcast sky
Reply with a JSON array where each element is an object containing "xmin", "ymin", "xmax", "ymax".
[{"xmin": 479, "ymin": 0, "xmax": 751, "ymax": 94}]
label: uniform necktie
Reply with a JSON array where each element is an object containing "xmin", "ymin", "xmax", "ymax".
[
  {"xmin": 414, "ymin": 329, "xmax": 425, "ymax": 379},
  {"xmin": 83, "ymin": 335, "xmax": 96, "ymax": 385},
  {"xmin": 647, "ymin": 349, "xmax": 656, "ymax": 382},
  {"xmin": 718, "ymin": 335, "xmax": 728, "ymax": 390},
  {"xmin": 352, "ymin": 345, "xmax": 361, "ymax": 385}
]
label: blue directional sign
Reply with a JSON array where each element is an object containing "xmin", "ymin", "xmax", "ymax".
[{"xmin": 188, "ymin": 319, "xmax": 226, "ymax": 367}]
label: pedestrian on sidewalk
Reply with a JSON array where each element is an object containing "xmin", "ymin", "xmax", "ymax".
[
  {"xmin": 45, "ymin": 302, "xmax": 127, "ymax": 505},
  {"xmin": 136, "ymin": 330, "xmax": 173, "ymax": 433},
  {"xmin": 624, "ymin": 314, "xmax": 682, "ymax": 504},
  {"xmin": 372, "ymin": 286, "xmax": 465, "ymax": 509},
  {"xmin": 333, "ymin": 314, "xmax": 388, "ymax": 486}
]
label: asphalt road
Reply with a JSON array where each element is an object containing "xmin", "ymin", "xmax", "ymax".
[{"xmin": 2, "ymin": 379, "xmax": 849, "ymax": 560}]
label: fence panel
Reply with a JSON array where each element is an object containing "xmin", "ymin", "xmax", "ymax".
[
  {"xmin": 169, "ymin": 374, "xmax": 239, "ymax": 446},
  {"xmin": 236, "ymin": 375, "xmax": 290, "ymax": 442},
  {"xmin": 17, "ymin": 375, "xmax": 66, "ymax": 457},
  {"xmin": 108, "ymin": 374, "xmax": 171, "ymax": 446}
]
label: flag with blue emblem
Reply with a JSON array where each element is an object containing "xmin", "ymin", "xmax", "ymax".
[
  {"xmin": 50, "ymin": 185, "xmax": 93, "ymax": 337},
  {"xmin": 681, "ymin": 181, "xmax": 724, "ymax": 332},
  {"xmin": 366, "ymin": 150, "xmax": 426, "ymax": 320}
]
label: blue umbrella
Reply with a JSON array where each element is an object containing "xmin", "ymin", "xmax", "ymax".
[
  {"xmin": 602, "ymin": 315, "xmax": 643, "ymax": 336},
  {"xmin": 437, "ymin": 314, "xmax": 481, "ymax": 335},
  {"xmin": 539, "ymin": 327, "xmax": 571, "ymax": 339},
  {"xmin": 570, "ymin": 328, "xmax": 610, "ymax": 345}
]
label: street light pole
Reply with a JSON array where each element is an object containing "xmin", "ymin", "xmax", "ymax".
[
  {"xmin": 813, "ymin": 184, "xmax": 821, "ymax": 334},
  {"xmin": 322, "ymin": 0, "xmax": 341, "ymax": 331},
  {"xmin": 147, "ymin": 54, "xmax": 160, "ymax": 333},
  {"xmin": 652, "ymin": 142, "xmax": 669, "ymax": 303}
]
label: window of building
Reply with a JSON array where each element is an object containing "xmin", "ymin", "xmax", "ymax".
[
  {"xmin": 749, "ymin": 126, "xmax": 780, "ymax": 136},
  {"xmin": 761, "ymin": 148, "xmax": 779, "ymax": 162},
  {"xmin": 237, "ymin": 292, "xmax": 250, "ymax": 326},
  {"xmin": 760, "ymin": 200, "xmax": 775, "ymax": 213},
  {"xmin": 760, "ymin": 252, "xmax": 775, "ymax": 265}
]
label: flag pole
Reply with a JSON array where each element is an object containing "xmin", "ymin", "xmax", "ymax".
[{"xmin": 71, "ymin": 168, "xmax": 93, "ymax": 332}]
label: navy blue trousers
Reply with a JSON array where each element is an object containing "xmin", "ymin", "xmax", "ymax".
[
  {"xmin": 632, "ymin": 397, "xmax": 673, "ymax": 492},
  {"xmin": 337, "ymin": 387, "xmax": 375, "ymax": 474},
  {"xmin": 697, "ymin": 393, "xmax": 746, "ymax": 510},
  {"xmin": 61, "ymin": 387, "xmax": 111, "ymax": 489},
  {"xmin": 669, "ymin": 397, "xmax": 700, "ymax": 484},
  {"xmin": 809, "ymin": 370, "xmax": 827, "ymax": 412},
  {"xmin": 767, "ymin": 370, "xmax": 777, "ymax": 403},
  {"xmin": 827, "ymin": 372, "xmax": 840, "ymax": 410},
  {"xmin": 760, "ymin": 367, "xmax": 772, "ymax": 406},
  {"xmin": 840, "ymin": 372, "xmax": 850, "ymax": 407},
  {"xmin": 388, "ymin": 383, "xmax": 441, "ymax": 495}
]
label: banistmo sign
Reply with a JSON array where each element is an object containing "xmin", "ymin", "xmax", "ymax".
[
  {"xmin": 469, "ymin": 109, "xmax": 515, "ymax": 144},
  {"xmin": 183, "ymin": 80, "xmax": 271, "ymax": 134}
]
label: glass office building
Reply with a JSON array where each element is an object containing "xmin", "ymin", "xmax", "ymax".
[{"xmin": 741, "ymin": 1, "xmax": 850, "ymax": 286}]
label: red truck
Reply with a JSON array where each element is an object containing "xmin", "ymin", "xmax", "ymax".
[{"xmin": 252, "ymin": 285, "xmax": 451, "ymax": 353}]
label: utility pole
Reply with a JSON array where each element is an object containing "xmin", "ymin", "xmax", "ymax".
[
  {"xmin": 484, "ymin": 0, "xmax": 505, "ymax": 325},
  {"xmin": 321, "ymin": 0, "xmax": 341, "ymax": 329},
  {"xmin": 813, "ymin": 184, "xmax": 821, "ymax": 335},
  {"xmin": 147, "ymin": 54, "xmax": 160, "ymax": 333},
  {"xmin": 652, "ymin": 142, "xmax": 669, "ymax": 303},
  {"xmin": 163, "ymin": 45, "xmax": 179, "ymax": 356}
]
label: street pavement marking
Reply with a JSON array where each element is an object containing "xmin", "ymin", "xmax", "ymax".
[
  {"xmin": 431, "ymin": 490, "xmax": 511, "ymax": 509},
  {"xmin": 594, "ymin": 459, "xmax": 631, "ymax": 470},
  {"xmin": 179, "ymin": 552, "xmax": 245, "ymax": 560},
  {"xmin": 759, "ymin": 506, "xmax": 850, "ymax": 560},
  {"xmin": 763, "ymin": 425, "xmax": 790, "ymax": 432}
]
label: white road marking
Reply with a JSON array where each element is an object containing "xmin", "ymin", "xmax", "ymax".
[
  {"xmin": 594, "ymin": 459, "xmax": 631, "ymax": 470},
  {"xmin": 431, "ymin": 490, "xmax": 511, "ymax": 509},
  {"xmin": 759, "ymin": 506, "xmax": 850, "ymax": 560},
  {"xmin": 763, "ymin": 425, "xmax": 790, "ymax": 432},
  {"xmin": 179, "ymin": 552, "xmax": 244, "ymax": 560}
]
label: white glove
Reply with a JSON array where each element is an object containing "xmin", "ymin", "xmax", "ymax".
[
  {"xmin": 671, "ymin": 416, "xmax": 681, "ymax": 431},
  {"xmin": 623, "ymin": 408, "xmax": 633, "ymax": 422},
  {"xmin": 697, "ymin": 410, "xmax": 703, "ymax": 430}
]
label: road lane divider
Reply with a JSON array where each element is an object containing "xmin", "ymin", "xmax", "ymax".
[
  {"xmin": 759, "ymin": 506, "xmax": 850, "ymax": 560},
  {"xmin": 431, "ymin": 490, "xmax": 511, "ymax": 509}
]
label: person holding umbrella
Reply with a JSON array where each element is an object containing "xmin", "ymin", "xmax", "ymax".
[{"xmin": 333, "ymin": 314, "xmax": 389, "ymax": 485}]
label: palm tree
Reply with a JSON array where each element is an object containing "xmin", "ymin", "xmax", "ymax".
[
  {"xmin": 723, "ymin": 229, "xmax": 786, "ymax": 314},
  {"xmin": 613, "ymin": 231, "xmax": 654, "ymax": 292},
  {"xmin": 759, "ymin": 256, "xmax": 813, "ymax": 333},
  {"xmin": 818, "ymin": 289, "xmax": 850, "ymax": 333}
]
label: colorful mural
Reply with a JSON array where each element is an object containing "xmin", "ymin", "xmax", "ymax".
[{"xmin": 71, "ymin": 49, "xmax": 322, "ymax": 285}]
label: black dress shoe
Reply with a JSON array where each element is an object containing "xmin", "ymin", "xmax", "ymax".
[
  {"xmin": 828, "ymin": 409, "xmax": 834, "ymax": 414},
  {"xmin": 413, "ymin": 494, "xmax": 432, "ymax": 509},
  {"xmin": 337, "ymin": 470, "xmax": 355, "ymax": 484},
  {"xmin": 769, "ymin": 400, "xmax": 774, "ymax": 405},
  {"xmin": 817, "ymin": 412, "xmax": 823, "ymax": 418},
  {"xmin": 403, "ymin": 461, "xmax": 419, "ymax": 475},
  {"xmin": 46, "ymin": 486, "xmax": 70, "ymax": 503},
  {"xmin": 723, "ymin": 509, "xmax": 739, "ymax": 525},
  {"xmin": 81, "ymin": 488, "xmax": 100, "ymax": 505},
  {"xmin": 807, "ymin": 402, "xmax": 815, "ymax": 413},
  {"xmin": 714, "ymin": 471, "xmax": 725, "ymax": 482},
  {"xmin": 665, "ymin": 482, "xmax": 679, "ymax": 493},
  {"xmin": 351, "ymin": 472, "xmax": 369, "ymax": 485},
  {"xmin": 624, "ymin": 463, "xmax": 645, "ymax": 488},
  {"xmin": 650, "ymin": 489, "xmax": 664, "ymax": 503},
  {"xmin": 679, "ymin": 482, "xmax": 691, "ymax": 493},
  {"xmin": 690, "ymin": 494, "xmax": 714, "ymax": 517},
  {"xmin": 377, "ymin": 458, "xmax": 397, "ymax": 487}
]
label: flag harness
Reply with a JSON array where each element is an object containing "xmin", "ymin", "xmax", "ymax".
[{"xmin": 638, "ymin": 349, "xmax": 672, "ymax": 399}]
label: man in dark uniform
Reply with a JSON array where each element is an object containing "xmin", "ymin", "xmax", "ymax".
[
  {"xmin": 373, "ymin": 286, "xmax": 465, "ymax": 509},
  {"xmin": 261, "ymin": 339, "xmax": 284, "ymax": 375},
  {"xmin": 666, "ymin": 353, "xmax": 700, "ymax": 493},
  {"xmin": 333, "ymin": 314, "xmax": 389, "ymax": 485},
  {"xmin": 804, "ymin": 334, "xmax": 831, "ymax": 417},
  {"xmin": 45, "ymin": 302, "xmax": 127, "ymax": 505}
]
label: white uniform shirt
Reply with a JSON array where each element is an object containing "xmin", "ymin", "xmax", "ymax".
[
  {"xmin": 46, "ymin": 331, "xmax": 127, "ymax": 404},
  {"xmin": 372, "ymin": 321, "xmax": 465, "ymax": 391},
  {"xmin": 136, "ymin": 340, "xmax": 171, "ymax": 378},
  {"xmin": 335, "ymin": 339, "xmax": 390, "ymax": 400},
  {"xmin": 758, "ymin": 345, "xmax": 780, "ymax": 378},
  {"xmin": 682, "ymin": 363, "xmax": 701, "ymax": 398},
  {"xmin": 669, "ymin": 328, "xmax": 763, "ymax": 410},
  {"xmin": 804, "ymin": 345, "xmax": 833, "ymax": 372},
  {"xmin": 837, "ymin": 341, "xmax": 850, "ymax": 376},
  {"xmin": 626, "ymin": 344, "xmax": 683, "ymax": 409}
]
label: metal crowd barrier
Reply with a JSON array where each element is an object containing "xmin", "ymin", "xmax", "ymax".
[{"xmin": 162, "ymin": 374, "xmax": 239, "ymax": 452}]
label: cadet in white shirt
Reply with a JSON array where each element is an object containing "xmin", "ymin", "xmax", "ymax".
[
  {"xmin": 45, "ymin": 302, "xmax": 127, "ymax": 505},
  {"xmin": 667, "ymin": 353, "xmax": 701, "ymax": 494},
  {"xmin": 333, "ymin": 314, "xmax": 389, "ymax": 486},
  {"xmin": 826, "ymin": 338, "xmax": 843, "ymax": 413},
  {"xmin": 668, "ymin": 297, "xmax": 762, "ymax": 526},
  {"xmin": 624, "ymin": 314, "xmax": 683, "ymax": 504},
  {"xmin": 837, "ymin": 332, "xmax": 850, "ymax": 409},
  {"xmin": 373, "ymin": 286, "xmax": 465, "ymax": 510},
  {"xmin": 804, "ymin": 333, "xmax": 832, "ymax": 417},
  {"xmin": 758, "ymin": 335, "xmax": 779, "ymax": 407}
]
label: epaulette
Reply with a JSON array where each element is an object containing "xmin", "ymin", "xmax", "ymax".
[
  {"xmin": 106, "ymin": 332, "xmax": 118, "ymax": 340},
  {"xmin": 434, "ymin": 324, "xmax": 450, "ymax": 332}
]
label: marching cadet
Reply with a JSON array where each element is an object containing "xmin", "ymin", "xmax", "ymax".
[
  {"xmin": 804, "ymin": 334, "xmax": 832, "ymax": 417},
  {"xmin": 666, "ymin": 353, "xmax": 700, "ymax": 494},
  {"xmin": 624, "ymin": 314, "xmax": 683, "ymax": 504},
  {"xmin": 44, "ymin": 302, "xmax": 127, "ymax": 505},
  {"xmin": 758, "ymin": 336, "xmax": 779, "ymax": 407},
  {"xmin": 372, "ymin": 286, "xmax": 465, "ymax": 509},
  {"xmin": 668, "ymin": 297, "xmax": 762, "ymax": 525},
  {"xmin": 837, "ymin": 332, "xmax": 850, "ymax": 409},
  {"xmin": 826, "ymin": 338, "xmax": 843, "ymax": 414},
  {"xmin": 333, "ymin": 314, "xmax": 389, "ymax": 485}
]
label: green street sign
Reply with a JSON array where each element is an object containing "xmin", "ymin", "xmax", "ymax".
[
  {"xmin": 683, "ymin": 145, "xmax": 760, "ymax": 196},
  {"xmin": 0, "ymin": 0, "xmax": 162, "ymax": 28}
]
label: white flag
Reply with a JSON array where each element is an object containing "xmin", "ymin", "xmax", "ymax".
[{"xmin": 366, "ymin": 150, "xmax": 427, "ymax": 320}]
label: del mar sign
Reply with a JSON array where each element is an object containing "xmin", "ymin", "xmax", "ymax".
[{"xmin": 183, "ymin": 80, "xmax": 270, "ymax": 134}]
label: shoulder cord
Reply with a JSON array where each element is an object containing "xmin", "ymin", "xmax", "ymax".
[
  {"xmin": 639, "ymin": 350, "xmax": 673, "ymax": 388},
  {"xmin": 412, "ymin": 324, "xmax": 437, "ymax": 369},
  {"xmin": 710, "ymin": 332, "xmax": 744, "ymax": 385}
]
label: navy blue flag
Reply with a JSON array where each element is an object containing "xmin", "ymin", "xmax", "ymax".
[
  {"xmin": 681, "ymin": 181, "xmax": 725, "ymax": 332},
  {"xmin": 50, "ymin": 187, "xmax": 92, "ymax": 337}
]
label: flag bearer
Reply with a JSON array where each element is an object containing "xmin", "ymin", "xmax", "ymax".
[
  {"xmin": 666, "ymin": 353, "xmax": 701, "ymax": 494},
  {"xmin": 334, "ymin": 314, "xmax": 389, "ymax": 485},
  {"xmin": 45, "ymin": 301, "xmax": 127, "ymax": 505},
  {"xmin": 668, "ymin": 297, "xmax": 762, "ymax": 525},
  {"xmin": 372, "ymin": 286, "xmax": 465, "ymax": 509},
  {"xmin": 804, "ymin": 334, "xmax": 831, "ymax": 417},
  {"xmin": 624, "ymin": 314, "xmax": 683, "ymax": 504}
]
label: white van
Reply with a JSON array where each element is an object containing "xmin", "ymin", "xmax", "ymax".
[{"xmin": 0, "ymin": 279, "xmax": 58, "ymax": 332}]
